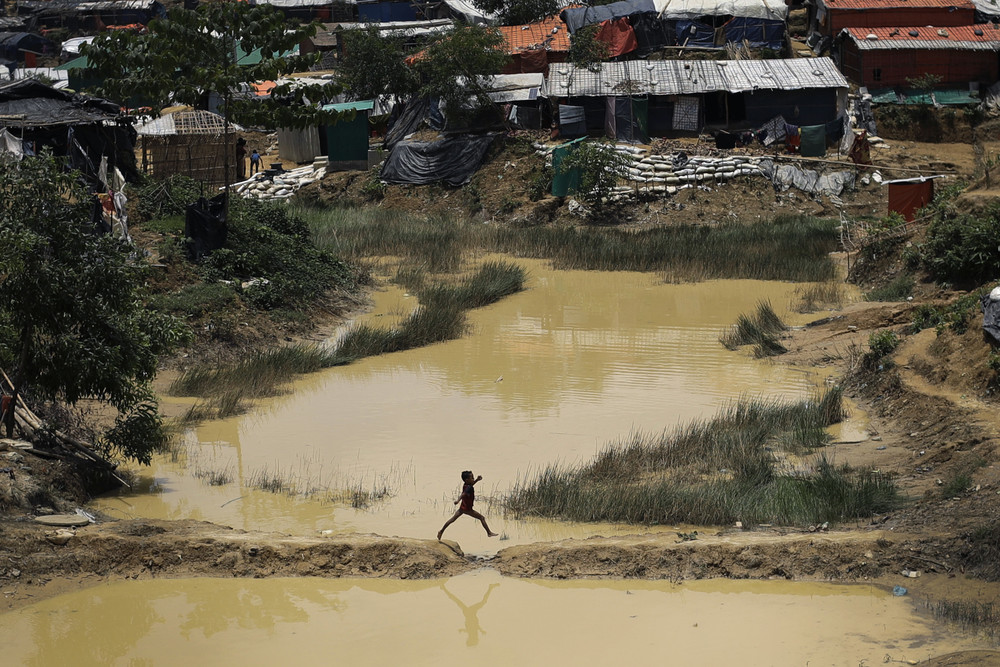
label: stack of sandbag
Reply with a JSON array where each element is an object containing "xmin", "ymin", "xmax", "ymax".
[{"xmin": 229, "ymin": 163, "xmax": 327, "ymax": 201}]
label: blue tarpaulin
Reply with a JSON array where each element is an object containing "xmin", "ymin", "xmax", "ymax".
[{"xmin": 561, "ymin": 0, "xmax": 655, "ymax": 33}]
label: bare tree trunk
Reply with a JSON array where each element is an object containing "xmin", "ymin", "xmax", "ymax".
[{"xmin": 5, "ymin": 325, "xmax": 30, "ymax": 438}]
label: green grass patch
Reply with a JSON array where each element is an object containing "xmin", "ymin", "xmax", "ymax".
[
  {"xmin": 170, "ymin": 344, "xmax": 349, "ymax": 399},
  {"xmin": 503, "ymin": 389, "xmax": 896, "ymax": 527},
  {"xmin": 299, "ymin": 206, "xmax": 840, "ymax": 283},
  {"xmin": 795, "ymin": 280, "xmax": 845, "ymax": 313},
  {"xmin": 143, "ymin": 214, "xmax": 186, "ymax": 235},
  {"xmin": 865, "ymin": 274, "xmax": 914, "ymax": 302},
  {"xmin": 149, "ymin": 282, "xmax": 237, "ymax": 318},
  {"xmin": 720, "ymin": 301, "xmax": 788, "ymax": 357}
]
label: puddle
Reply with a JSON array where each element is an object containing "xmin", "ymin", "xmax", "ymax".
[
  {"xmin": 0, "ymin": 572, "xmax": 991, "ymax": 666},
  {"xmin": 94, "ymin": 260, "xmax": 851, "ymax": 552}
]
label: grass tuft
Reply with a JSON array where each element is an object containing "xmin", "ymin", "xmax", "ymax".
[
  {"xmin": 720, "ymin": 301, "xmax": 788, "ymax": 357},
  {"xmin": 503, "ymin": 390, "xmax": 898, "ymax": 527}
]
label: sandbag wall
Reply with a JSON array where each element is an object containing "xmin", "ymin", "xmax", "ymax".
[{"xmin": 536, "ymin": 142, "xmax": 767, "ymax": 201}]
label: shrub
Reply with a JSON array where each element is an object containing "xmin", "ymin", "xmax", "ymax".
[
  {"xmin": 554, "ymin": 141, "xmax": 631, "ymax": 208},
  {"xmin": 868, "ymin": 330, "xmax": 900, "ymax": 358},
  {"xmin": 921, "ymin": 200, "xmax": 1000, "ymax": 286},
  {"xmin": 201, "ymin": 199, "xmax": 355, "ymax": 310},
  {"xmin": 865, "ymin": 274, "xmax": 914, "ymax": 302}
]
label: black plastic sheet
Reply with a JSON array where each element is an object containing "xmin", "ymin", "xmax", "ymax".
[
  {"xmin": 185, "ymin": 192, "xmax": 227, "ymax": 261},
  {"xmin": 380, "ymin": 134, "xmax": 497, "ymax": 187}
]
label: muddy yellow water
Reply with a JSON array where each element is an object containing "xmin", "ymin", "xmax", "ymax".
[
  {"xmin": 93, "ymin": 259, "xmax": 863, "ymax": 551},
  {"xmin": 2, "ymin": 572, "xmax": 993, "ymax": 666}
]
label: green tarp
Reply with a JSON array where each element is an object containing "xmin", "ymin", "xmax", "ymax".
[
  {"xmin": 799, "ymin": 124, "xmax": 826, "ymax": 158},
  {"xmin": 551, "ymin": 137, "xmax": 586, "ymax": 197}
]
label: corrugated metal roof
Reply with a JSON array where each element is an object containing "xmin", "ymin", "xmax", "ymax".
[
  {"xmin": 843, "ymin": 25, "xmax": 1000, "ymax": 49},
  {"xmin": 547, "ymin": 58, "xmax": 848, "ymax": 97},
  {"xmin": 820, "ymin": 0, "xmax": 973, "ymax": 10},
  {"xmin": 498, "ymin": 15, "xmax": 571, "ymax": 54}
]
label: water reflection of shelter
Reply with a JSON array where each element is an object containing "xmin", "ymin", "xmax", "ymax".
[{"xmin": 440, "ymin": 581, "xmax": 499, "ymax": 646}]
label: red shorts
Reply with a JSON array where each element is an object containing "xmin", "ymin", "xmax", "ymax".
[{"xmin": 460, "ymin": 504, "xmax": 474, "ymax": 514}]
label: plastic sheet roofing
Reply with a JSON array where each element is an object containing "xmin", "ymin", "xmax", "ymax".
[
  {"xmin": 653, "ymin": 0, "xmax": 787, "ymax": 21},
  {"xmin": 547, "ymin": 58, "xmax": 848, "ymax": 97},
  {"xmin": 842, "ymin": 25, "xmax": 1000, "ymax": 50}
]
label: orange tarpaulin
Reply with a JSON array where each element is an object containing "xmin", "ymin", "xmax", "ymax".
[
  {"xmin": 253, "ymin": 81, "xmax": 277, "ymax": 96},
  {"xmin": 595, "ymin": 17, "xmax": 637, "ymax": 58}
]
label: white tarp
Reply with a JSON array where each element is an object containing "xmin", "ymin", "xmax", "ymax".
[
  {"xmin": 61, "ymin": 35, "xmax": 95, "ymax": 58},
  {"xmin": 277, "ymin": 126, "xmax": 322, "ymax": 164},
  {"xmin": 485, "ymin": 73, "xmax": 546, "ymax": 103},
  {"xmin": 654, "ymin": 0, "xmax": 786, "ymax": 20},
  {"xmin": 0, "ymin": 128, "xmax": 23, "ymax": 158},
  {"xmin": 759, "ymin": 158, "xmax": 855, "ymax": 196}
]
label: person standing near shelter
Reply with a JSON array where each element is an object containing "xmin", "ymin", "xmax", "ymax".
[
  {"xmin": 249, "ymin": 149, "xmax": 262, "ymax": 175},
  {"xmin": 438, "ymin": 470, "xmax": 498, "ymax": 540}
]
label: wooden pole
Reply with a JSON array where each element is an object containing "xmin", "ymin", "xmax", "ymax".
[{"xmin": 771, "ymin": 153, "xmax": 956, "ymax": 175}]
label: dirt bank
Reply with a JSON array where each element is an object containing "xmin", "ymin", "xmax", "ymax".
[{"xmin": 0, "ymin": 516, "xmax": 981, "ymax": 607}]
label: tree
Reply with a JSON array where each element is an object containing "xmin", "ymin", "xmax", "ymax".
[
  {"xmin": 339, "ymin": 26, "xmax": 420, "ymax": 105},
  {"xmin": 411, "ymin": 25, "xmax": 509, "ymax": 119},
  {"xmin": 568, "ymin": 24, "xmax": 610, "ymax": 73},
  {"xmin": 0, "ymin": 155, "xmax": 187, "ymax": 464},
  {"xmin": 471, "ymin": 0, "xmax": 558, "ymax": 26},
  {"xmin": 82, "ymin": 3, "xmax": 342, "ymax": 190},
  {"xmin": 339, "ymin": 24, "xmax": 507, "ymax": 121}
]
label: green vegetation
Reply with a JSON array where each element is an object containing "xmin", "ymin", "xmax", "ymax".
[
  {"xmin": 84, "ymin": 3, "xmax": 337, "ymax": 131},
  {"xmin": 299, "ymin": 207, "xmax": 840, "ymax": 283},
  {"xmin": 568, "ymin": 24, "xmax": 610, "ymax": 73},
  {"xmin": 918, "ymin": 184, "xmax": 1000, "ymax": 287},
  {"xmin": 471, "ymin": 0, "xmax": 558, "ymax": 25},
  {"xmin": 865, "ymin": 274, "xmax": 914, "ymax": 302},
  {"xmin": 201, "ymin": 198, "xmax": 356, "ymax": 310},
  {"xmin": 338, "ymin": 24, "xmax": 507, "ymax": 119},
  {"xmin": 720, "ymin": 301, "xmax": 787, "ymax": 357},
  {"xmin": 0, "ymin": 155, "xmax": 187, "ymax": 464},
  {"xmin": 503, "ymin": 390, "xmax": 898, "ymax": 526},
  {"xmin": 868, "ymin": 330, "xmax": 900, "ymax": 358},
  {"xmin": 908, "ymin": 291, "xmax": 985, "ymax": 335}
]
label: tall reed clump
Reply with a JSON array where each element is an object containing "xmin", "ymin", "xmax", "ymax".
[
  {"xmin": 170, "ymin": 344, "xmax": 349, "ymax": 399},
  {"xmin": 301, "ymin": 206, "xmax": 839, "ymax": 283},
  {"xmin": 484, "ymin": 215, "xmax": 839, "ymax": 282},
  {"xmin": 300, "ymin": 206, "xmax": 466, "ymax": 273},
  {"xmin": 720, "ymin": 301, "xmax": 788, "ymax": 357},
  {"xmin": 503, "ymin": 389, "xmax": 899, "ymax": 526}
]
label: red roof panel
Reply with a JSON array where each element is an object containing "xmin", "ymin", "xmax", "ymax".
[
  {"xmin": 824, "ymin": 0, "xmax": 974, "ymax": 9},
  {"xmin": 844, "ymin": 24, "xmax": 1000, "ymax": 43}
]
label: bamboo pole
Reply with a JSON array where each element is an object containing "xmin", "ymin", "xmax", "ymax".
[{"xmin": 771, "ymin": 153, "xmax": 956, "ymax": 175}]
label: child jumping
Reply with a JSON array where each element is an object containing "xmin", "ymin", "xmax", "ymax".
[{"xmin": 438, "ymin": 470, "xmax": 498, "ymax": 540}]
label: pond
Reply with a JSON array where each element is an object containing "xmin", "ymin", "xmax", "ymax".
[
  {"xmin": 94, "ymin": 259, "xmax": 839, "ymax": 553},
  {"xmin": 1, "ymin": 572, "xmax": 991, "ymax": 666}
]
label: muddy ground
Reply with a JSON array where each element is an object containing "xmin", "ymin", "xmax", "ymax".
[{"xmin": 2, "ymin": 122, "xmax": 1000, "ymax": 662}]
